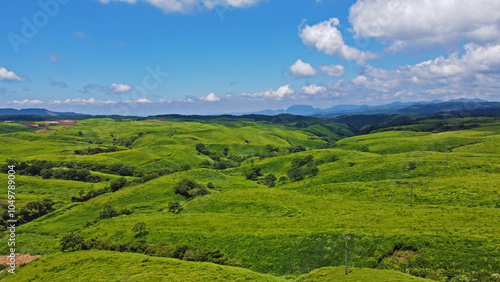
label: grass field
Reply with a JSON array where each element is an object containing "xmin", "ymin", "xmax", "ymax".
[{"xmin": 0, "ymin": 117, "xmax": 499, "ymax": 281}]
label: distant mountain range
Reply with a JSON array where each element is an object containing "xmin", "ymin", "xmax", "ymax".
[
  {"xmin": 1, "ymin": 99, "xmax": 499, "ymax": 118},
  {"xmin": 236, "ymin": 98, "xmax": 498, "ymax": 117},
  {"xmin": 0, "ymin": 108, "xmax": 85, "ymax": 117}
]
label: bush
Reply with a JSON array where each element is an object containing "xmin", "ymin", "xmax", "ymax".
[
  {"xmin": 408, "ymin": 161, "xmax": 417, "ymax": 171},
  {"xmin": 195, "ymin": 143, "xmax": 210, "ymax": 155},
  {"xmin": 99, "ymin": 205, "xmax": 118, "ymax": 219},
  {"xmin": 262, "ymin": 173, "xmax": 277, "ymax": 187},
  {"xmin": 174, "ymin": 179, "xmax": 210, "ymax": 199},
  {"xmin": 132, "ymin": 222, "xmax": 148, "ymax": 237},
  {"xmin": 60, "ymin": 233, "xmax": 84, "ymax": 251},
  {"xmin": 110, "ymin": 177, "xmax": 127, "ymax": 191},
  {"xmin": 286, "ymin": 155, "xmax": 319, "ymax": 181},
  {"xmin": 289, "ymin": 145, "xmax": 306, "ymax": 153},
  {"xmin": 168, "ymin": 201, "xmax": 183, "ymax": 214},
  {"xmin": 244, "ymin": 167, "xmax": 262, "ymax": 181}
]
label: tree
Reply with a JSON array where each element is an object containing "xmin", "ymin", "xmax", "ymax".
[
  {"xmin": 195, "ymin": 143, "xmax": 210, "ymax": 155},
  {"xmin": 168, "ymin": 201, "xmax": 183, "ymax": 214},
  {"xmin": 60, "ymin": 233, "xmax": 84, "ymax": 251},
  {"xmin": 244, "ymin": 167, "xmax": 262, "ymax": 181},
  {"xmin": 263, "ymin": 173, "xmax": 277, "ymax": 187},
  {"xmin": 174, "ymin": 179, "xmax": 210, "ymax": 199},
  {"xmin": 289, "ymin": 145, "xmax": 306, "ymax": 153},
  {"xmin": 110, "ymin": 177, "xmax": 127, "ymax": 191},
  {"xmin": 99, "ymin": 205, "xmax": 118, "ymax": 219}
]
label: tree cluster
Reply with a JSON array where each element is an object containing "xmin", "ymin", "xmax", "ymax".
[
  {"xmin": 74, "ymin": 146, "xmax": 120, "ymax": 155},
  {"xmin": 174, "ymin": 179, "xmax": 211, "ymax": 199},
  {"xmin": 286, "ymin": 155, "xmax": 319, "ymax": 181},
  {"xmin": 0, "ymin": 199, "xmax": 55, "ymax": 227}
]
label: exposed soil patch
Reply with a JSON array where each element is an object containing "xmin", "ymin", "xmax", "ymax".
[
  {"xmin": 0, "ymin": 253, "xmax": 41, "ymax": 274},
  {"xmin": 44, "ymin": 120, "xmax": 78, "ymax": 126}
]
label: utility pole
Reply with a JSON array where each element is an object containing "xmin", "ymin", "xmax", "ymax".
[{"xmin": 343, "ymin": 234, "xmax": 350, "ymax": 275}]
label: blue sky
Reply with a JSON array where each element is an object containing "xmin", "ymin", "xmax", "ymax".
[{"xmin": 1, "ymin": 0, "xmax": 500, "ymax": 115}]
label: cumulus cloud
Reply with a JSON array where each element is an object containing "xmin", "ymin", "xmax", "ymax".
[
  {"xmin": 201, "ymin": 93, "xmax": 221, "ymax": 102},
  {"xmin": 349, "ymin": 0, "xmax": 500, "ymax": 51},
  {"xmin": 320, "ymin": 64, "xmax": 345, "ymax": 77},
  {"xmin": 111, "ymin": 83, "xmax": 132, "ymax": 93},
  {"xmin": 8, "ymin": 99, "xmax": 44, "ymax": 106},
  {"xmin": 49, "ymin": 98, "xmax": 117, "ymax": 106},
  {"xmin": 124, "ymin": 98, "xmax": 152, "ymax": 104},
  {"xmin": 301, "ymin": 84, "xmax": 326, "ymax": 95},
  {"xmin": 244, "ymin": 85, "xmax": 294, "ymax": 100},
  {"xmin": 99, "ymin": 0, "xmax": 262, "ymax": 13},
  {"xmin": 290, "ymin": 59, "xmax": 317, "ymax": 77},
  {"xmin": 351, "ymin": 43, "xmax": 500, "ymax": 96},
  {"xmin": 0, "ymin": 67, "xmax": 22, "ymax": 82},
  {"xmin": 49, "ymin": 77, "xmax": 68, "ymax": 88},
  {"xmin": 299, "ymin": 18, "xmax": 377, "ymax": 63}
]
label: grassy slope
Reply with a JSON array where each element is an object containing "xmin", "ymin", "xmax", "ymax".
[
  {"xmin": 0, "ymin": 118, "xmax": 499, "ymax": 280},
  {"xmin": 0, "ymin": 251, "xmax": 431, "ymax": 281}
]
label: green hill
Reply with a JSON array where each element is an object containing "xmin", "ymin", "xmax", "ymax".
[{"xmin": 0, "ymin": 116, "xmax": 499, "ymax": 281}]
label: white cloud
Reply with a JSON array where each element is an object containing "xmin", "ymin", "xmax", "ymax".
[
  {"xmin": 99, "ymin": 0, "xmax": 261, "ymax": 13},
  {"xmin": 299, "ymin": 18, "xmax": 377, "ymax": 63},
  {"xmin": 55, "ymin": 98, "xmax": 118, "ymax": 106},
  {"xmin": 320, "ymin": 64, "xmax": 345, "ymax": 77},
  {"xmin": 111, "ymin": 83, "xmax": 133, "ymax": 93},
  {"xmin": 350, "ymin": 42, "xmax": 500, "ymax": 96},
  {"xmin": 349, "ymin": 0, "xmax": 500, "ymax": 50},
  {"xmin": 244, "ymin": 85, "xmax": 294, "ymax": 100},
  {"xmin": 201, "ymin": 93, "xmax": 221, "ymax": 102},
  {"xmin": 0, "ymin": 67, "xmax": 22, "ymax": 82},
  {"xmin": 301, "ymin": 84, "xmax": 326, "ymax": 95},
  {"xmin": 124, "ymin": 98, "xmax": 152, "ymax": 103},
  {"xmin": 290, "ymin": 59, "xmax": 317, "ymax": 77},
  {"xmin": 8, "ymin": 99, "xmax": 44, "ymax": 106},
  {"xmin": 49, "ymin": 54, "xmax": 61, "ymax": 63}
]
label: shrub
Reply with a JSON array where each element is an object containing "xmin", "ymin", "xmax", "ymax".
[
  {"xmin": 110, "ymin": 177, "xmax": 127, "ymax": 191},
  {"xmin": 262, "ymin": 173, "xmax": 277, "ymax": 187},
  {"xmin": 408, "ymin": 161, "xmax": 417, "ymax": 171},
  {"xmin": 289, "ymin": 145, "xmax": 306, "ymax": 153},
  {"xmin": 244, "ymin": 167, "xmax": 262, "ymax": 181},
  {"xmin": 174, "ymin": 179, "xmax": 210, "ymax": 199},
  {"xmin": 168, "ymin": 201, "xmax": 183, "ymax": 214},
  {"xmin": 279, "ymin": 176, "xmax": 288, "ymax": 183},
  {"xmin": 60, "ymin": 233, "xmax": 84, "ymax": 251},
  {"xmin": 132, "ymin": 222, "xmax": 148, "ymax": 237},
  {"xmin": 99, "ymin": 205, "xmax": 118, "ymax": 219}
]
